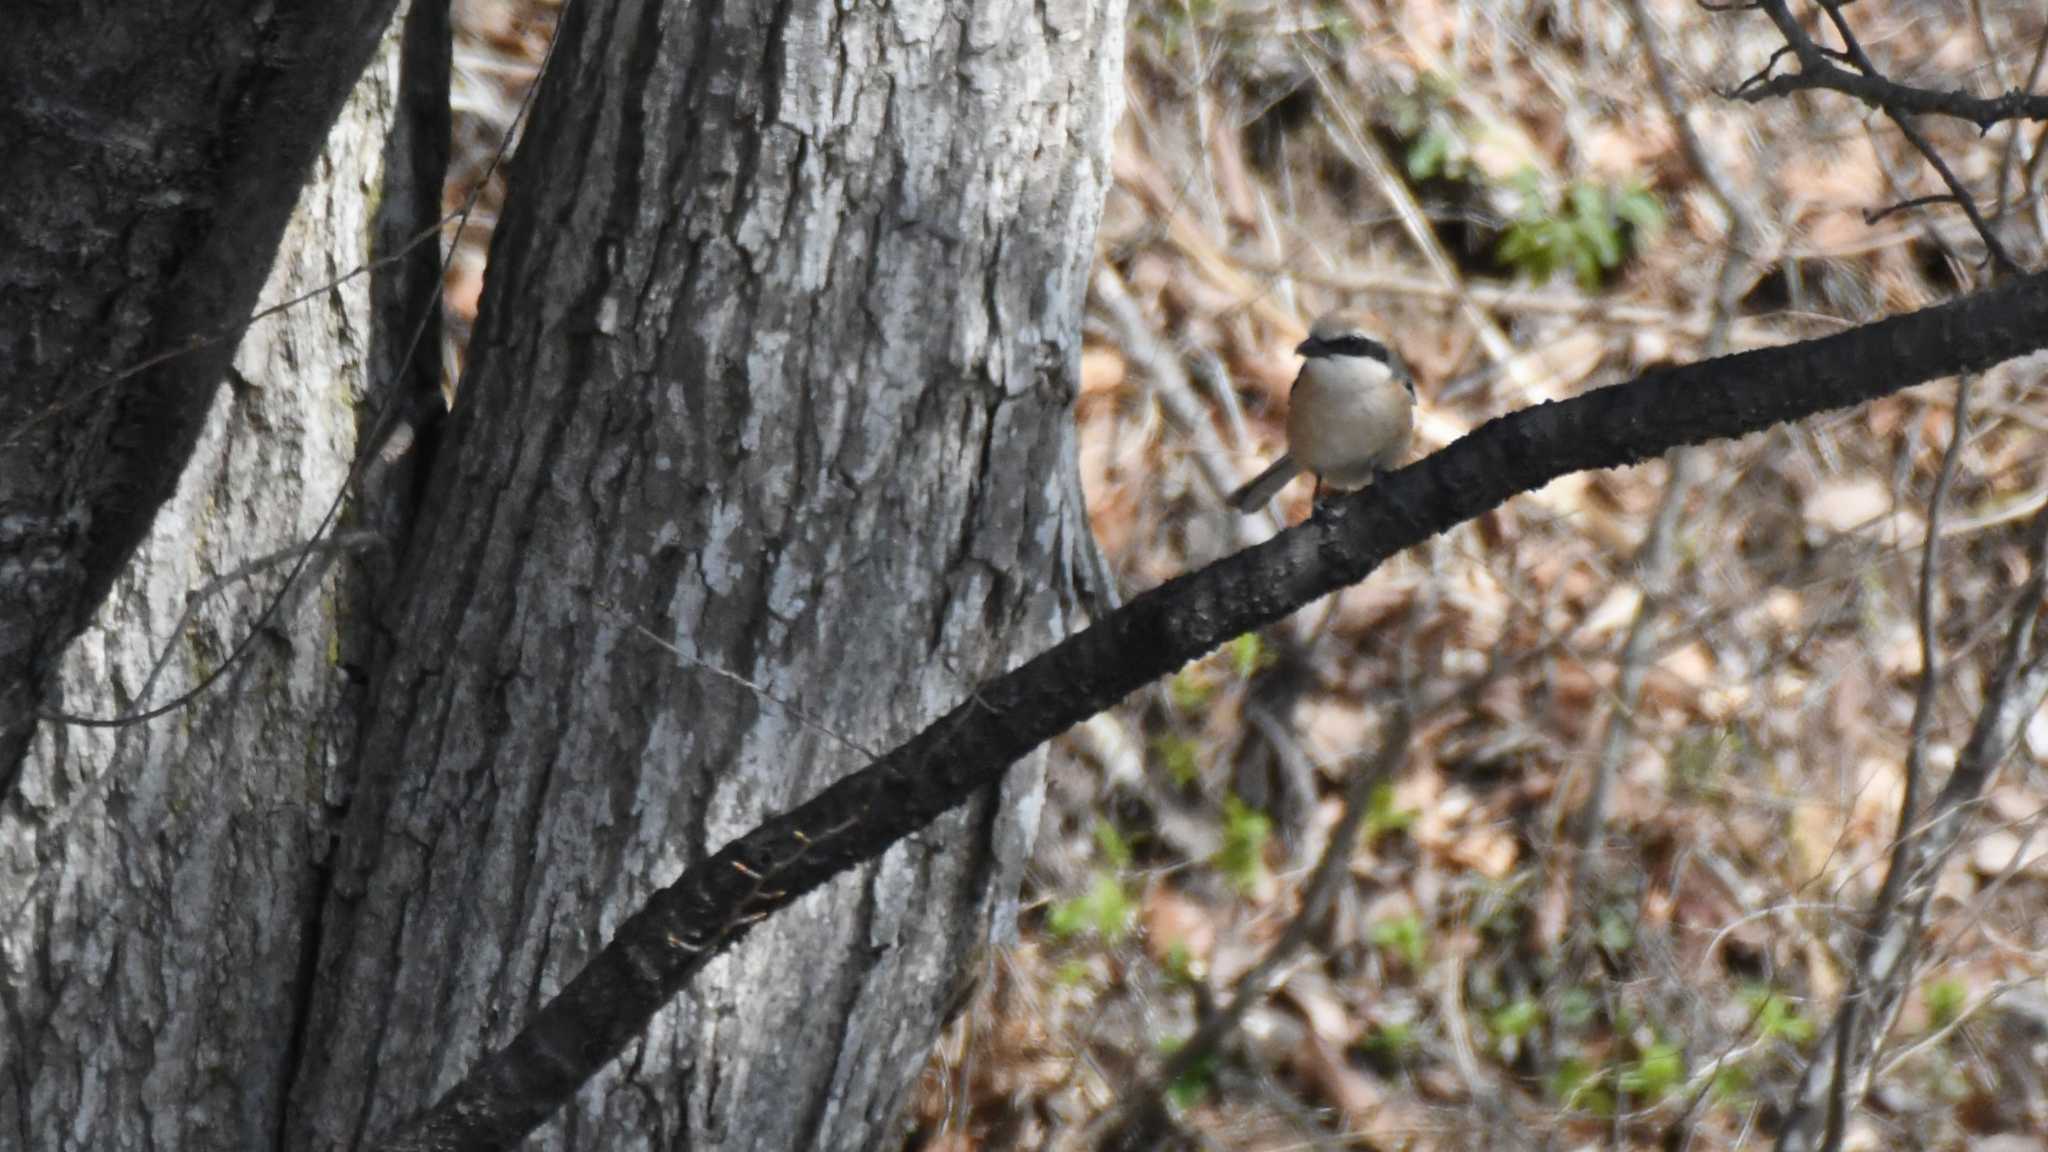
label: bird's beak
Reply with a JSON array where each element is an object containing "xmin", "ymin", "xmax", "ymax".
[{"xmin": 1294, "ymin": 336, "xmax": 1322, "ymax": 357}]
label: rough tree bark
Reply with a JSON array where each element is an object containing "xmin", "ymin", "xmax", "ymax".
[
  {"xmin": 287, "ymin": 2, "xmax": 1123, "ymax": 1150},
  {"xmin": 0, "ymin": 0, "xmax": 403, "ymax": 784},
  {"xmin": 0, "ymin": 8, "xmax": 441, "ymax": 1146}
]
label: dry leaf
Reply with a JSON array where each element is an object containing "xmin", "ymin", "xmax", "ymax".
[
  {"xmin": 1141, "ymin": 887, "xmax": 1215, "ymax": 970},
  {"xmin": 1970, "ymin": 828, "xmax": 2048, "ymax": 878}
]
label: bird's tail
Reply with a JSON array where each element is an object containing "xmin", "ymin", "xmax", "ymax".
[{"xmin": 1227, "ymin": 454, "xmax": 1299, "ymax": 512}]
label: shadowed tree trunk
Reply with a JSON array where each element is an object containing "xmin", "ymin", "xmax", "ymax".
[
  {"xmin": 0, "ymin": 0, "xmax": 404, "ymax": 785},
  {"xmin": 285, "ymin": 1, "xmax": 1124, "ymax": 1149},
  {"xmin": 0, "ymin": 7, "xmax": 443, "ymax": 1145}
]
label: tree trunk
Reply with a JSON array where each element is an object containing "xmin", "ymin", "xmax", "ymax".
[
  {"xmin": 289, "ymin": 2, "xmax": 1123, "ymax": 1150},
  {"xmin": 0, "ymin": 0, "xmax": 402, "ymax": 782},
  {"xmin": 0, "ymin": 10, "xmax": 435, "ymax": 1146}
]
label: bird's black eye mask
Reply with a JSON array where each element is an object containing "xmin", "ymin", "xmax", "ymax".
[{"xmin": 1297, "ymin": 333, "xmax": 1391, "ymax": 363}]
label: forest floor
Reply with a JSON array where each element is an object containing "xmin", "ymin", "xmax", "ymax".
[{"xmin": 445, "ymin": 1, "xmax": 2048, "ymax": 1148}]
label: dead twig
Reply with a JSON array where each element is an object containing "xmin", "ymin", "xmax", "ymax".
[
  {"xmin": 1734, "ymin": 0, "xmax": 2025, "ymax": 275},
  {"xmin": 1775, "ymin": 500, "xmax": 2048, "ymax": 1152},
  {"xmin": 1090, "ymin": 707, "xmax": 1414, "ymax": 1152}
]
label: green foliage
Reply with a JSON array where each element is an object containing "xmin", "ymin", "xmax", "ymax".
[
  {"xmin": 1214, "ymin": 796, "xmax": 1272, "ymax": 894},
  {"xmin": 1552, "ymin": 986, "xmax": 1599, "ymax": 1031},
  {"xmin": 1048, "ymin": 820, "xmax": 1137, "ymax": 942},
  {"xmin": 1406, "ymin": 124, "xmax": 1467, "ymax": 182},
  {"xmin": 1054, "ymin": 959, "xmax": 1094, "ymax": 987},
  {"xmin": 1168, "ymin": 666, "xmax": 1216, "ymax": 712},
  {"xmin": 1711, "ymin": 1061, "xmax": 1751, "ymax": 1103},
  {"xmin": 1361, "ymin": 1021, "xmax": 1418, "ymax": 1066},
  {"xmin": 1389, "ymin": 74, "xmax": 1471, "ymax": 181},
  {"xmin": 1618, "ymin": 1041, "xmax": 1685, "ymax": 1102},
  {"xmin": 1364, "ymin": 781, "xmax": 1418, "ymax": 846},
  {"xmin": 1369, "ymin": 913, "xmax": 1429, "ymax": 971},
  {"xmin": 1151, "ymin": 733, "xmax": 1202, "ymax": 788},
  {"xmin": 1549, "ymin": 1057, "xmax": 1615, "ymax": 1116},
  {"xmin": 1923, "ymin": 976, "xmax": 1968, "ymax": 1030},
  {"xmin": 1226, "ymin": 632, "xmax": 1272, "ymax": 679},
  {"xmin": 1595, "ymin": 904, "xmax": 1635, "ymax": 955},
  {"xmin": 1157, "ymin": 1037, "xmax": 1218, "ymax": 1109},
  {"xmin": 1047, "ymin": 871, "xmax": 1136, "ymax": 942},
  {"xmin": 1742, "ymin": 985, "xmax": 1816, "ymax": 1045},
  {"xmin": 1488, "ymin": 998, "xmax": 1543, "ymax": 1043},
  {"xmin": 1497, "ymin": 176, "xmax": 1664, "ymax": 288},
  {"xmin": 1093, "ymin": 819, "xmax": 1135, "ymax": 870}
]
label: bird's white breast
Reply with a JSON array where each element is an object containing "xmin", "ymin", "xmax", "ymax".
[{"xmin": 1287, "ymin": 357, "xmax": 1413, "ymax": 489}]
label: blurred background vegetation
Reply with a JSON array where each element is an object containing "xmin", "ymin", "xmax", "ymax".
[{"xmin": 445, "ymin": 1, "xmax": 2048, "ymax": 1148}]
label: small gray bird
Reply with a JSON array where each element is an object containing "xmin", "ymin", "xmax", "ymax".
[{"xmin": 1227, "ymin": 310, "xmax": 1417, "ymax": 512}]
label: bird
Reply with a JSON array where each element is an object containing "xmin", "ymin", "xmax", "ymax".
[{"xmin": 1227, "ymin": 310, "xmax": 1416, "ymax": 513}]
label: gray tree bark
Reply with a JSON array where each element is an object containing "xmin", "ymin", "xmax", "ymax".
[
  {"xmin": 288, "ymin": 2, "xmax": 1123, "ymax": 1150},
  {"xmin": 0, "ymin": 0, "xmax": 402, "ymax": 782},
  {"xmin": 0, "ymin": 18, "xmax": 420, "ymax": 1149}
]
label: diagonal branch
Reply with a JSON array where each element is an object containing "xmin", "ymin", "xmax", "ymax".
[{"xmin": 377, "ymin": 269, "xmax": 2048, "ymax": 1152}]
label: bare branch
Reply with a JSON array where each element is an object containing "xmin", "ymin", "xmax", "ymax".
[
  {"xmin": 1731, "ymin": 3, "xmax": 2048, "ymax": 130},
  {"xmin": 1732, "ymin": 0, "xmax": 2031, "ymax": 273},
  {"xmin": 1864, "ymin": 193, "xmax": 1963, "ymax": 224},
  {"xmin": 1777, "ymin": 498, "xmax": 2048, "ymax": 1152},
  {"xmin": 1570, "ymin": 0, "xmax": 1756, "ymax": 906},
  {"xmin": 1815, "ymin": 372, "xmax": 1972, "ymax": 1152}
]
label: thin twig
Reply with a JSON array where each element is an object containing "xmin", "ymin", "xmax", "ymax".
[
  {"xmin": 595, "ymin": 600, "xmax": 880, "ymax": 762},
  {"xmin": 1731, "ymin": 3, "xmax": 2048, "ymax": 130},
  {"xmin": 1741, "ymin": 0, "xmax": 2024, "ymax": 274},
  {"xmin": 1815, "ymin": 372, "xmax": 1972, "ymax": 1152},
  {"xmin": 133, "ymin": 531, "xmax": 387, "ymax": 710},
  {"xmin": 0, "ymin": 212, "xmax": 463, "ymax": 454},
  {"xmin": 38, "ymin": 15, "xmax": 563, "ymax": 731},
  {"xmin": 1776, "ymin": 502, "xmax": 2048, "ymax": 1152},
  {"xmin": 1092, "ymin": 707, "xmax": 1414, "ymax": 1152},
  {"xmin": 1569, "ymin": 0, "xmax": 1752, "ymax": 903}
]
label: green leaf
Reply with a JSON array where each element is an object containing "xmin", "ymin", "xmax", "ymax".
[
  {"xmin": 1361, "ymin": 1021, "xmax": 1417, "ymax": 1063},
  {"xmin": 1489, "ymin": 998, "xmax": 1543, "ymax": 1041},
  {"xmin": 1406, "ymin": 128, "xmax": 1447, "ymax": 180},
  {"xmin": 1158, "ymin": 1038, "xmax": 1217, "ymax": 1109},
  {"xmin": 1711, "ymin": 1062, "xmax": 1751, "ymax": 1102},
  {"xmin": 1923, "ymin": 977, "xmax": 1967, "ymax": 1030},
  {"xmin": 1364, "ymin": 781, "xmax": 1418, "ymax": 845},
  {"xmin": 1742, "ymin": 985, "xmax": 1816, "ymax": 1045},
  {"xmin": 1369, "ymin": 913, "xmax": 1429, "ymax": 970},
  {"xmin": 1047, "ymin": 871, "xmax": 1134, "ymax": 942},
  {"xmin": 1596, "ymin": 905, "xmax": 1635, "ymax": 955},
  {"xmin": 1553, "ymin": 986, "xmax": 1599, "ymax": 1030},
  {"xmin": 1227, "ymin": 632, "xmax": 1271, "ymax": 679},
  {"xmin": 1093, "ymin": 819, "xmax": 1134, "ymax": 870},
  {"xmin": 1549, "ymin": 1058, "xmax": 1614, "ymax": 1115},
  {"xmin": 1614, "ymin": 182, "xmax": 1666, "ymax": 238},
  {"xmin": 1576, "ymin": 202, "xmax": 1623, "ymax": 270},
  {"xmin": 1168, "ymin": 667, "xmax": 1214, "ymax": 711},
  {"xmin": 1214, "ymin": 796, "xmax": 1272, "ymax": 894},
  {"xmin": 1151, "ymin": 734, "xmax": 1201, "ymax": 789},
  {"xmin": 1618, "ymin": 1042, "xmax": 1684, "ymax": 1101}
]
